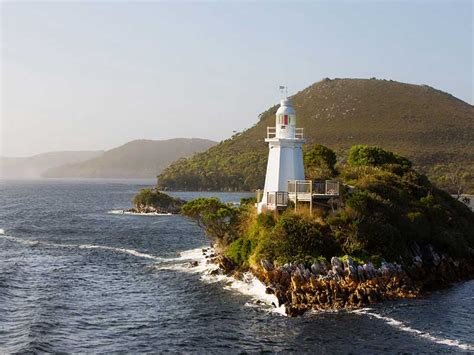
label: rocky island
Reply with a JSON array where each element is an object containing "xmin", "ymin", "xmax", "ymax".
[
  {"xmin": 128, "ymin": 188, "xmax": 185, "ymax": 214},
  {"xmin": 179, "ymin": 145, "xmax": 474, "ymax": 316}
]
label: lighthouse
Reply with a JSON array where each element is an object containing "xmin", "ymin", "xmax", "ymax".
[{"xmin": 257, "ymin": 96, "xmax": 306, "ymax": 213}]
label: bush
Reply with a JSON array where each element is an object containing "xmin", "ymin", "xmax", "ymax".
[
  {"xmin": 348, "ymin": 145, "xmax": 412, "ymax": 173},
  {"xmin": 240, "ymin": 197, "xmax": 256, "ymax": 206},
  {"xmin": 181, "ymin": 197, "xmax": 240, "ymax": 246},
  {"xmin": 304, "ymin": 144, "xmax": 338, "ymax": 180},
  {"xmin": 132, "ymin": 188, "xmax": 184, "ymax": 212},
  {"xmin": 225, "ymin": 237, "xmax": 256, "ymax": 266},
  {"xmin": 259, "ymin": 212, "xmax": 341, "ymax": 264}
]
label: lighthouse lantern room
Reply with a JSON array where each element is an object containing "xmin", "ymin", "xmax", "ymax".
[{"xmin": 257, "ymin": 95, "xmax": 306, "ymax": 213}]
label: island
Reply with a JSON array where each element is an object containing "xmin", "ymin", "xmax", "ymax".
[{"xmin": 127, "ymin": 188, "xmax": 185, "ymax": 214}]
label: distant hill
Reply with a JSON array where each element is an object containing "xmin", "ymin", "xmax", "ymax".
[
  {"xmin": 43, "ymin": 138, "xmax": 217, "ymax": 179},
  {"xmin": 0, "ymin": 151, "xmax": 103, "ymax": 179},
  {"xmin": 157, "ymin": 78, "xmax": 474, "ymax": 192}
]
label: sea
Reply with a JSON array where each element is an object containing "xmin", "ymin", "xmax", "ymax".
[{"xmin": 0, "ymin": 179, "xmax": 472, "ymax": 353}]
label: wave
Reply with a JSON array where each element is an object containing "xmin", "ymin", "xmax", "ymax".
[
  {"xmin": 352, "ymin": 308, "xmax": 474, "ymax": 351},
  {"xmin": 0, "ymin": 234, "xmax": 166, "ymax": 261},
  {"xmin": 107, "ymin": 210, "xmax": 172, "ymax": 216},
  {"xmin": 151, "ymin": 247, "xmax": 286, "ymax": 315}
]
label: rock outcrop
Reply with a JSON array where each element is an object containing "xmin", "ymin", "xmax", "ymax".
[{"xmin": 207, "ymin": 242, "xmax": 474, "ymax": 317}]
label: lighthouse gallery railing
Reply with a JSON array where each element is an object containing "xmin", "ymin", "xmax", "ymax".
[{"xmin": 266, "ymin": 127, "xmax": 304, "ymax": 139}]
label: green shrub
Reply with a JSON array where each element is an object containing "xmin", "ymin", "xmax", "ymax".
[
  {"xmin": 304, "ymin": 144, "xmax": 338, "ymax": 179},
  {"xmin": 346, "ymin": 189, "xmax": 371, "ymax": 211},
  {"xmin": 259, "ymin": 212, "xmax": 341, "ymax": 263},
  {"xmin": 181, "ymin": 197, "xmax": 240, "ymax": 246},
  {"xmin": 348, "ymin": 145, "xmax": 412, "ymax": 173},
  {"xmin": 240, "ymin": 197, "xmax": 257, "ymax": 206},
  {"xmin": 225, "ymin": 237, "xmax": 256, "ymax": 266},
  {"xmin": 132, "ymin": 189, "xmax": 184, "ymax": 212}
]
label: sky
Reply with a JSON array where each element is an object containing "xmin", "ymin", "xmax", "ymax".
[{"xmin": 1, "ymin": 0, "xmax": 472, "ymax": 157}]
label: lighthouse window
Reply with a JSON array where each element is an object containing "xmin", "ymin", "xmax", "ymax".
[{"xmin": 284, "ymin": 115, "xmax": 288, "ymax": 125}]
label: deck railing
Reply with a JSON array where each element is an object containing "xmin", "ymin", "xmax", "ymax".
[
  {"xmin": 288, "ymin": 180, "xmax": 312, "ymax": 202},
  {"xmin": 313, "ymin": 180, "xmax": 340, "ymax": 196},
  {"xmin": 266, "ymin": 191, "xmax": 288, "ymax": 209}
]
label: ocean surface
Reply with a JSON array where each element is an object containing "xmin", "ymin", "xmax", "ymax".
[{"xmin": 0, "ymin": 179, "xmax": 472, "ymax": 353}]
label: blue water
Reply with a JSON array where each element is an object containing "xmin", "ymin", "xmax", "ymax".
[{"xmin": 0, "ymin": 179, "xmax": 472, "ymax": 353}]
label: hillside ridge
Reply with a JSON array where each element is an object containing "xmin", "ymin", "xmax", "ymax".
[{"xmin": 43, "ymin": 138, "xmax": 217, "ymax": 179}]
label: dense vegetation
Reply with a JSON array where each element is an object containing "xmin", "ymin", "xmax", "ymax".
[
  {"xmin": 181, "ymin": 145, "xmax": 474, "ymax": 269},
  {"xmin": 133, "ymin": 188, "xmax": 185, "ymax": 213},
  {"xmin": 158, "ymin": 78, "xmax": 474, "ymax": 193}
]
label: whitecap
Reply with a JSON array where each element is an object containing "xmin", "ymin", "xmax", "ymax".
[
  {"xmin": 107, "ymin": 210, "xmax": 172, "ymax": 216},
  {"xmin": 0, "ymin": 234, "xmax": 167, "ymax": 261},
  {"xmin": 352, "ymin": 308, "xmax": 474, "ymax": 351}
]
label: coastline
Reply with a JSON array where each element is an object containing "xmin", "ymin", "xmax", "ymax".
[{"xmin": 205, "ymin": 245, "xmax": 474, "ymax": 317}]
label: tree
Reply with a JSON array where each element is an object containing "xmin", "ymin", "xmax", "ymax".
[
  {"xmin": 181, "ymin": 198, "xmax": 240, "ymax": 246},
  {"xmin": 304, "ymin": 144, "xmax": 337, "ymax": 180}
]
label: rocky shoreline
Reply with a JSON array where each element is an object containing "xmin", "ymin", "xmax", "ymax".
[
  {"xmin": 205, "ymin": 243, "xmax": 474, "ymax": 317},
  {"xmin": 124, "ymin": 206, "xmax": 177, "ymax": 214}
]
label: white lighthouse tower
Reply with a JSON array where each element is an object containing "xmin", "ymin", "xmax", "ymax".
[{"xmin": 257, "ymin": 95, "xmax": 306, "ymax": 213}]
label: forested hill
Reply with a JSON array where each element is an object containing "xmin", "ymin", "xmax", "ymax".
[
  {"xmin": 157, "ymin": 78, "xmax": 474, "ymax": 192},
  {"xmin": 43, "ymin": 138, "xmax": 216, "ymax": 179}
]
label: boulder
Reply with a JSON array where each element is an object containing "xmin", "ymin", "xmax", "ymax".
[
  {"xmin": 188, "ymin": 261, "xmax": 199, "ymax": 268},
  {"xmin": 216, "ymin": 255, "xmax": 234, "ymax": 274},
  {"xmin": 363, "ymin": 263, "xmax": 376, "ymax": 279},
  {"xmin": 413, "ymin": 256, "xmax": 423, "ymax": 268},
  {"xmin": 357, "ymin": 265, "xmax": 366, "ymax": 281},
  {"xmin": 331, "ymin": 257, "xmax": 344, "ymax": 276},
  {"xmin": 260, "ymin": 259, "xmax": 273, "ymax": 272},
  {"xmin": 311, "ymin": 262, "xmax": 323, "ymax": 275},
  {"xmin": 380, "ymin": 261, "xmax": 391, "ymax": 276}
]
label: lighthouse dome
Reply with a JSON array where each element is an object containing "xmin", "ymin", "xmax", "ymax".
[{"xmin": 276, "ymin": 98, "xmax": 295, "ymax": 116}]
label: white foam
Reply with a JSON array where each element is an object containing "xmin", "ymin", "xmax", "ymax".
[
  {"xmin": 185, "ymin": 248, "xmax": 286, "ymax": 315},
  {"xmin": 107, "ymin": 210, "xmax": 172, "ymax": 216},
  {"xmin": 353, "ymin": 308, "xmax": 474, "ymax": 351},
  {"xmin": 0, "ymin": 234, "xmax": 165, "ymax": 261},
  {"xmin": 0, "ymin": 228, "xmax": 4, "ymax": 235}
]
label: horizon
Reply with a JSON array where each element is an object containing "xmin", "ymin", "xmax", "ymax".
[{"xmin": 2, "ymin": 1, "xmax": 473, "ymax": 157}]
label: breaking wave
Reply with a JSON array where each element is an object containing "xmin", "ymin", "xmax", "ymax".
[
  {"xmin": 150, "ymin": 247, "xmax": 285, "ymax": 315},
  {"xmin": 0, "ymin": 233, "xmax": 167, "ymax": 261},
  {"xmin": 353, "ymin": 308, "xmax": 474, "ymax": 351}
]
